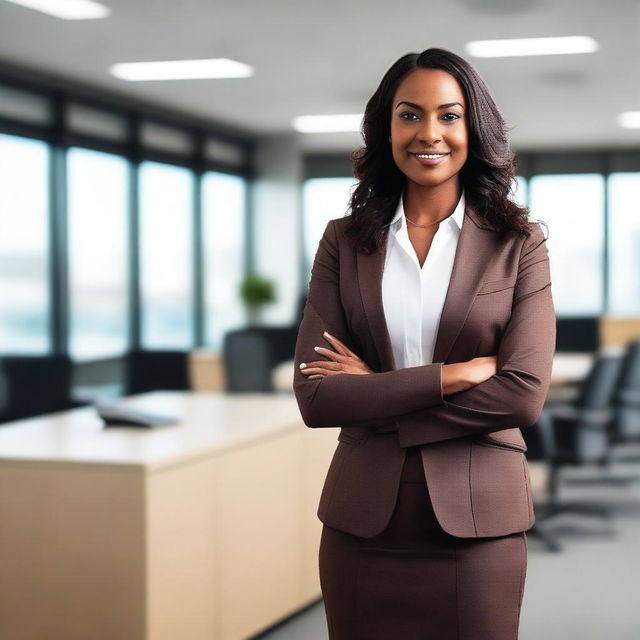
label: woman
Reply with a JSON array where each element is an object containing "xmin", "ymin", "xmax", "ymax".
[{"xmin": 293, "ymin": 47, "xmax": 555, "ymax": 640}]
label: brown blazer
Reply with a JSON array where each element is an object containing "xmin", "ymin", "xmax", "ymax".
[{"xmin": 293, "ymin": 199, "xmax": 556, "ymax": 539}]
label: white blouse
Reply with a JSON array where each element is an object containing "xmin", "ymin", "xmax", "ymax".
[{"xmin": 381, "ymin": 189, "xmax": 465, "ymax": 370}]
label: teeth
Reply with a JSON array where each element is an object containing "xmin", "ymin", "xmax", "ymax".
[{"xmin": 415, "ymin": 153, "xmax": 446, "ymax": 159}]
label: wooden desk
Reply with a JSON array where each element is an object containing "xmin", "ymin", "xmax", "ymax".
[
  {"xmin": 0, "ymin": 392, "xmax": 337, "ymax": 640},
  {"xmin": 550, "ymin": 352, "xmax": 594, "ymax": 386}
]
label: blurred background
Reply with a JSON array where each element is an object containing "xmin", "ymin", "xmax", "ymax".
[{"xmin": 1, "ymin": 1, "xmax": 640, "ymax": 639}]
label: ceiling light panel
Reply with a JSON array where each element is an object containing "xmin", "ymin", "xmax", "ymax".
[
  {"xmin": 4, "ymin": 0, "xmax": 110, "ymax": 19},
  {"xmin": 466, "ymin": 36, "xmax": 599, "ymax": 57},
  {"xmin": 110, "ymin": 59, "xmax": 254, "ymax": 82},
  {"xmin": 293, "ymin": 114, "xmax": 363, "ymax": 133}
]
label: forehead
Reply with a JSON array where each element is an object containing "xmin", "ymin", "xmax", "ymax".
[{"xmin": 393, "ymin": 68, "xmax": 465, "ymax": 107}]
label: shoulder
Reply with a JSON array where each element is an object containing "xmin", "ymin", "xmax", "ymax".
[{"xmin": 522, "ymin": 220, "xmax": 549, "ymax": 251}]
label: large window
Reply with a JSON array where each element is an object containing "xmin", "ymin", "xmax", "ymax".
[
  {"xmin": 0, "ymin": 134, "xmax": 50, "ymax": 353},
  {"xmin": 139, "ymin": 161, "xmax": 194, "ymax": 349},
  {"xmin": 529, "ymin": 174, "xmax": 605, "ymax": 316},
  {"xmin": 202, "ymin": 172, "xmax": 246, "ymax": 350},
  {"xmin": 67, "ymin": 147, "xmax": 129, "ymax": 360},
  {"xmin": 302, "ymin": 178, "xmax": 355, "ymax": 270},
  {"xmin": 608, "ymin": 173, "xmax": 640, "ymax": 315}
]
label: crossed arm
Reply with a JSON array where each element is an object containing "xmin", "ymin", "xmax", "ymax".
[{"xmin": 292, "ymin": 219, "xmax": 556, "ymax": 447}]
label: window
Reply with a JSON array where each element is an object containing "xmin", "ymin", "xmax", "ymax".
[
  {"xmin": 139, "ymin": 161, "xmax": 194, "ymax": 349},
  {"xmin": 302, "ymin": 177, "xmax": 355, "ymax": 270},
  {"xmin": 608, "ymin": 173, "xmax": 640, "ymax": 315},
  {"xmin": 529, "ymin": 174, "xmax": 605, "ymax": 315},
  {"xmin": 512, "ymin": 175, "xmax": 528, "ymax": 207},
  {"xmin": 0, "ymin": 134, "xmax": 50, "ymax": 353},
  {"xmin": 202, "ymin": 172, "xmax": 246, "ymax": 350},
  {"xmin": 67, "ymin": 147, "xmax": 129, "ymax": 360}
]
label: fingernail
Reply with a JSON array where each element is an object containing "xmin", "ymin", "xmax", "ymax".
[
  {"xmin": 314, "ymin": 346, "xmax": 320, "ymax": 351},
  {"xmin": 299, "ymin": 363, "xmax": 306, "ymax": 369},
  {"xmin": 323, "ymin": 331, "xmax": 331, "ymax": 337}
]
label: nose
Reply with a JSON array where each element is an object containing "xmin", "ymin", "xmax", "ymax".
[{"xmin": 417, "ymin": 117, "xmax": 442, "ymax": 145}]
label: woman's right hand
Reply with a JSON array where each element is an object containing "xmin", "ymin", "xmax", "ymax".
[{"xmin": 442, "ymin": 355, "xmax": 498, "ymax": 396}]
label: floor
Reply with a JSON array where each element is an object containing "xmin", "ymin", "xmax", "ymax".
[{"xmin": 255, "ymin": 449, "xmax": 640, "ymax": 640}]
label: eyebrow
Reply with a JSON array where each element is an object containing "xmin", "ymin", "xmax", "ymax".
[{"xmin": 395, "ymin": 100, "xmax": 464, "ymax": 111}]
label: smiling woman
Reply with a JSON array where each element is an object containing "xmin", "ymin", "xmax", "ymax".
[{"xmin": 294, "ymin": 47, "xmax": 555, "ymax": 640}]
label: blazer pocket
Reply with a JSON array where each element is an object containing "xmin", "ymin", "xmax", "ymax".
[
  {"xmin": 476, "ymin": 277, "xmax": 516, "ymax": 296},
  {"xmin": 474, "ymin": 435, "xmax": 527, "ymax": 453}
]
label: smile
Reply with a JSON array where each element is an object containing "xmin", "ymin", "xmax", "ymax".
[
  {"xmin": 410, "ymin": 152, "xmax": 450, "ymax": 166},
  {"xmin": 411, "ymin": 153, "xmax": 449, "ymax": 159}
]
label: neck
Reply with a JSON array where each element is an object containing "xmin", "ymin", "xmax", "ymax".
[{"xmin": 403, "ymin": 179, "xmax": 462, "ymax": 227}]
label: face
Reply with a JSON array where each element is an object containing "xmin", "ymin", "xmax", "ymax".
[{"xmin": 390, "ymin": 68, "xmax": 468, "ymax": 190}]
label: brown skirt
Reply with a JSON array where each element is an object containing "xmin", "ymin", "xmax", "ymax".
[{"xmin": 318, "ymin": 445, "xmax": 528, "ymax": 640}]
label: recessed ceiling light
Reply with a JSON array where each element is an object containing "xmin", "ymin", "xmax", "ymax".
[
  {"xmin": 618, "ymin": 111, "xmax": 640, "ymax": 129},
  {"xmin": 466, "ymin": 36, "xmax": 599, "ymax": 57},
  {"xmin": 4, "ymin": 0, "xmax": 110, "ymax": 19},
  {"xmin": 109, "ymin": 58, "xmax": 254, "ymax": 81},
  {"xmin": 292, "ymin": 114, "xmax": 363, "ymax": 133}
]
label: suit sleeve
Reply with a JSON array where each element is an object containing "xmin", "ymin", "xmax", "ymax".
[
  {"xmin": 293, "ymin": 219, "xmax": 445, "ymax": 429},
  {"xmin": 394, "ymin": 223, "xmax": 556, "ymax": 447}
]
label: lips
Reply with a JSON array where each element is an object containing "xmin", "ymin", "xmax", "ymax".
[{"xmin": 410, "ymin": 152, "xmax": 450, "ymax": 166}]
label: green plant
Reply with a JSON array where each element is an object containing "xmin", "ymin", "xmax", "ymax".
[{"xmin": 239, "ymin": 273, "xmax": 276, "ymax": 309}]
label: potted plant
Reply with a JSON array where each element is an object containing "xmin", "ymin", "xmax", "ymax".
[{"xmin": 239, "ymin": 273, "xmax": 276, "ymax": 326}]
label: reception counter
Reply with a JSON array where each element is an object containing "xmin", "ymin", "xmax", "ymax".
[{"xmin": 0, "ymin": 391, "xmax": 337, "ymax": 640}]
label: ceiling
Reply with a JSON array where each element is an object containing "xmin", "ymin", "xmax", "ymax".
[{"xmin": 0, "ymin": 0, "xmax": 639, "ymax": 152}]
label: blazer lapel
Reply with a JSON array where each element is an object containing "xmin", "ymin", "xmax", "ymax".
[{"xmin": 356, "ymin": 199, "xmax": 501, "ymax": 372}]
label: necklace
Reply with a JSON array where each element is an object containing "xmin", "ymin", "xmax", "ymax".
[{"xmin": 404, "ymin": 211, "xmax": 452, "ymax": 228}]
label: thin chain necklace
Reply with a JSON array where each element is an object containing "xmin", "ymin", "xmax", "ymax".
[{"xmin": 405, "ymin": 211, "xmax": 452, "ymax": 228}]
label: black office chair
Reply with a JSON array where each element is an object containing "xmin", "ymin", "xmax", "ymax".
[
  {"xmin": 555, "ymin": 316, "xmax": 600, "ymax": 353},
  {"xmin": 532, "ymin": 353, "xmax": 633, "ymax": 539},
  {"xmin": 124, "ymin": 350, "xmax": 190, "ymax": 395},
  {"xmin": 0, "ymin": 355, "xmax": 79, "ymax": 423},
  {"xmin": 610, "ymin": 338, "xmax": 640, "ymax": 448},
  {"xmin": 222, "ymin": 293, "xmax": 307, "ymax": 393},
  {"xmin": 521, "ymin": 418, "xmax": 564, "ymax": 552}
]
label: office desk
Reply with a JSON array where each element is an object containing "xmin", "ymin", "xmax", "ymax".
[{"xmin": 0, "ymin": 391, "xmax": 337, "ymax": 640}]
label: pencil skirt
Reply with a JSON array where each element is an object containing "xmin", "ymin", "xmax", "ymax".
[{"xmin": 318, "ymin": 445, "xmax": 528, "ymax": 640}]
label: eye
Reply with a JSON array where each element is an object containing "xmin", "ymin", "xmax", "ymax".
[
  {"xmin": 399, "ymin": 111, "xmax": 419, "ymax": 121},
  {"xmin": 442, "ymin": 112, "xmax": 461, "ymax": 122}
]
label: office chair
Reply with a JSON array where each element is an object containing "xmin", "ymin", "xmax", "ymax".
[
  {"xmin": 521, "ymin": 419, "xmax": 563, "ymax": 552},
  {"xmin": 124, "ymin": 350, "xmax": 190, "ymax": 395},
  {"xmin": 609, "ymin": 338, "xmax": 640, "ymax": 449},
  {"xmin": 222, "ymin": 292, "xmax": 307, "ymax": 393},
  {"xmin": 0, "ymin": 355, "xmax": 78, "ymax": 423},
  {"xmin": 531, "ymin": 353, "xmax": 634, "ymax": 539}
]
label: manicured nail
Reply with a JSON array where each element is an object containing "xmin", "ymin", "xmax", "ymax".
[
  {"xmin": 314, "ymin": 346, "xmax": 320, "ymax": 351},
  {"xmin": 299, "ymin": 363, "xmax": 306, "ymax": 369},
  {"xmin": 323, "ymin": 331, "xmax": 331, "ymax": 337}
]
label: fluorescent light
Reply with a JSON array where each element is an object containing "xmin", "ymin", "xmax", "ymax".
[
  {"xmin": 293, "ymin": 114, "xmax": 363, "ymax": 133},
  {"xmin": 110, "ymin": 58, "xmax": 254, "ymax": 81},
  {"xmin": 618, "ymin": 111, "xmax": 640, "ymax": 129},
  {"xmin": 4, "ymin": 0, "xmax": 110, "ymax": 19},
  {"xmin": 466, "ymin": 36, "xmax": 599, "ymax": 58}
]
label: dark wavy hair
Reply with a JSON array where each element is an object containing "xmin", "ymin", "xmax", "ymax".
[{"xmin": 345, "ymin": 47, "xmax": 546, "ymax": 254}]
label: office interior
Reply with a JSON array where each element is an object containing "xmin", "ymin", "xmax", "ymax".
[{"xmin": 1, "ymin": 1, "xmax": 640, "ymax": 638}]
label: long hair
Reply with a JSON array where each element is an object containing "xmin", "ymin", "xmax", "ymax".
[{"xmin": 345, "ymin": 47, "xmax": 545, "ymax": 254}]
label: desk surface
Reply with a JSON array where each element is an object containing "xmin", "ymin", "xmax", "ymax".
[
  {"xmin": 0, "ymin": 391, "xmax": 303, "ymax": 471},
  {"xmin": 0, "ymin": 353, "xmax": 595, "ymax": 470}
]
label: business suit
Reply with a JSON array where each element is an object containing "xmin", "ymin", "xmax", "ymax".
[{"xmin": 293, "ymin": 198, "xmax": 555, "ymax": 638}]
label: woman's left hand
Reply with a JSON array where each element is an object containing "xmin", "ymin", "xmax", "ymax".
[{"xmin": 299, "ymin": 331, "xmax": 374, "ymax": 379}]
